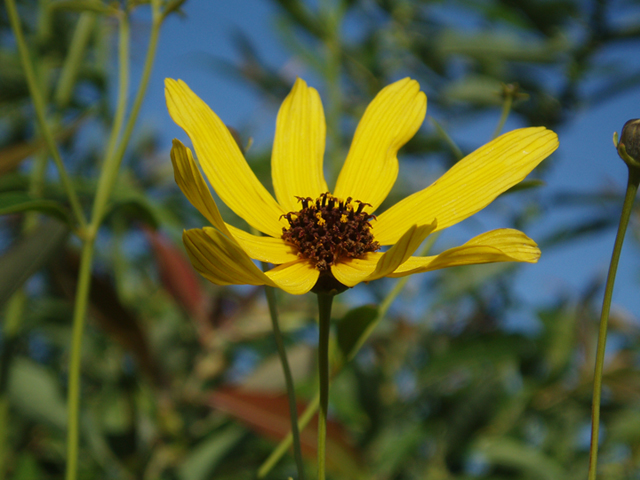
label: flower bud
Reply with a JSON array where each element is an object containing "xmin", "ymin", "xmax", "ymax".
[{"xmin": 617, "ymin": 119, "xmax": 640, "ymax": 169}]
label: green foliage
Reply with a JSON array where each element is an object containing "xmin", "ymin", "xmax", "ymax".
[{"xmin": 2, "ymin": 0, "xmax": 640, "ymax": 479}]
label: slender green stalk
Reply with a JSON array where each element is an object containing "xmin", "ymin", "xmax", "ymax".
[
  {"xmin": 55, "ymin": 13, "xmax": 97, "ymax": 108},
  {"xmin": 64, "ymin": 5, "xmax": 163, "ymax": 480},
  {"xmin": 102, "ymin": 12, "xmax": 130, "ymax": 176},
  {"xmin": 492, "ymin": 94, "xmax": 513, "ymax": 139},
  {"xmin": 320, "ymin": 1, "xmax": 344, "ymax": 182},
  {"xmin": 349, "ymin": 233, "xmax": 441, "ymax": 361},
  {"xmin": 257, "ymin": 395, "xmax": 320, "ymax": 478},
  {"xmin": 587, "ymin": 168, "xmax": 640, "ymax": 480},
  {"xmin": 3, "ymin": 7, "xmax": 90, "ymax": 474},
  {"xmin": 5, "ymin": 0, "xmax": 87, "ymax": 229},
  {"xmin": 91, "ymin": 9, "xmax": 161, "ymax": 227},
  {"xmin": 316, "ymin": 293, "xmax": 333, "ymax": 480},
  {"xmin": 429, "ymin": 117, "xmax": 464, "ymax": 161},
  {"xmin": 257, "ymin": 234, "xmax": 441, "ymax": 476},
  {"xmin": 64, "ymin": 239, "xmax": 95, "ymax": 480},
  {"xmin": 264, "ymin": 285, "xmax": 306, "ymax": 480}
]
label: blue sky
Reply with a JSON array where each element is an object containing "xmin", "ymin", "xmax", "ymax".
[{"xmin": 136, "ymin": 0, "xmax": 640, "ymax": 318}]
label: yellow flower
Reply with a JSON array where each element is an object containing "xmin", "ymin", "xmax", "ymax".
[{"xmin": 165, "ymin": 77, "xmax": 558, "ymax": 295}]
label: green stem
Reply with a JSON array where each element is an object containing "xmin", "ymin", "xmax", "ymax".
[
  {"xmin": 65, "ymin": 238, "xmax": 96, "ymax": 480},
  {"xmin": 429, "ymin": 118, "xmax": 464, "ymax": 161},
  {"xmin": 587, "ymin": 168, "xmax": 640, "ymax": 480},
  {"xmin": 321, "ymin": 1, "xmax": 344, "ymax": 182},
  {"xmin": 5, "ymin": 0, "xmax": 87, "ymax": 229},
  {"xmin": 55, "ymin": 12, "xmax": 97, "ymax": 108},
  {"xmin": 102, "ymin": 12, "xmax": 130, "ymax": 177},
  {"xmin": 90, "ymin": 9, "xmax": 161, "ymax": 227},
  {"xmin": 316, "ymin": 293, "xmax": 333, "ymax": 480},
  {"xmin": 264, "ymin": 286, "xmax": 306, "ymax": 480},
  {"xmin": 348, "ymin": 232, "xmax": 441, "ymax": 361},
  {"xmin": 257, "ymin": 234, "xmax": 441, "ymax": 476},
  {"xmin": 257, "ymin": 395, "xmax": 320, "ymax": 478},
  {"xmin": 64, "ymin": 6, "xmax": 163, "ymax": 480},
  {"xmin": 492, "ymin": 90, "xmax": 513, "ymax": 140}
]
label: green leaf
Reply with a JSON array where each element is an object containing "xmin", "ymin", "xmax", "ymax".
[
  {"xmin": 370, "ymin": 422, "xmax": 425, "ymax": 477},
  {"xmin": 336, "ymin": 305, "xmax": 379, "ymax": 360},
  {"xmin": 0, "ymin": 220, "xmax": 68, "ymax": 309},
  {"xmin": 12, "ymin": 453, "xmax": 44, "ymax": 480},
  {"xmin": 104, "ymin": 195, "xmax": 162, "ymax": 229},
  {"xmin": 504, "ymin": 179, "xmax": 546, "ymax": 194},
  {"xmin": 442, "ymin": 75, "xmax": 504, "ymax": 106},
  {"xmin": 8, "ymin": 358, "xmax": 67, "ymax": 429},
  {"xmin": 0, "ymin": 192, "xmax": 75, "ymax": 226},
  {"xmin": 475, "ymin": 437, "xmax": 565, "ymax": 480},
  {"xmin": 178, "ymin": 424, "xmax": 246, "ymax": 480}
]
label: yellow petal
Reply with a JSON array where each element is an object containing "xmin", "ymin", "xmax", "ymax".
[
  {"xmin": 222, "ymin": 224, "xmax": 299, "ymax": 264},
  {"xmin": 170, "ymin": 139, "xmax": 231, "ymax": 236},
  {"xmin": 271, "ymin": 78, "xmax": 328, "ymax": 212},
  {"xmin": 330, "ymin": 253, "xmax": 381, "ymax": 288},
  {"xmin": 334, "ymin": 78, "xmax": 427, "ymax": 211},
  {"xmin": 331, "ymin": 220, "xmax": 436, "ymax": 286},
  {"xmin": 388, "ymin": 229, "xmax": 540, "ymax": 277},
  {"xmin": 265, "ymin": 260, "xmax": 320, "ymax": 295},
  {"xmin": 373, "ymin": 127, "xmax": 559, "ymax": 245},
  {"xmin": 366, "ymin": 220, "xmax": 437, "ymax": 281},
  {"xmin": 165, "ymin": 78, "xmax": 285, "ymax": 237},
  {"xmin": 183, "ymin": 228, "xmax": 275, "ymax": 287}
]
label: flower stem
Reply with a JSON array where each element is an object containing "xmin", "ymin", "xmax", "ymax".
[
  {"xmin": 587, "ymin": 167, "xmax": 640, "ymax": 480},
  {"xmin": 264, "ymin": 286, "xmax": 306, "ymax": 480},
  {"xmin": 316, "ymin": 293, "xmax": 333, "ymax": 480},
  {"xmin": 257, "ymin": 234, "xmax": 441, "ymax": 477},
  {"xmin": 4, "ymin": 0, "xmax": 87, "ymax": 230}
]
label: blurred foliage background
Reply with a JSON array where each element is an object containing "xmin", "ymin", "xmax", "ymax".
[{"xmin": 2, "ymin": 0, "xmax": 640, "ymax": 479}]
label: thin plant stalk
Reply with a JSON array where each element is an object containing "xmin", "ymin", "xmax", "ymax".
[
  {"xmin": 102, "ymin": 12, "xmax": 130, "ymax": 171},
  {"xmin": 257, "ymin": 235, "xmax": 440, "ymax": 477},
  {"xmin": 64, "ymin": 5, "xmax": 164, "ymax": 480},
  {"xmin": 429, "ymin": 117, "xmax": 464, "ymax": 161},
  {"xmin": 492, "ymin": 85, "xmax": 515, "ymax": 140},
  {"xmin": 91, "ymin": 6, "xmax": 162, "ymax": 226},
  {"xmin": 263, "ymin": 285, "xmax": 306, "ymax": 480},
  {"xmin": 257, "ymin": 395, "xmax": 320, "ymax": 478},
  {"xmin": 320, "ymin": 0, "xmax": 345, "ymax": 182},
  {"xmin": 316, "ymin": 293, "xmax": 333, "ymax": 480},
  {"xmin": 4, "ymin": 0, "xmax": 87, "ymax": 230},
  {"xmin": 587, "ymin": 167, "xmax": 640, "ymax": 480},
  {"xmin": 55, "ymin": 12, "xmax": 97, "ymax": 108},
  {"xmin": 64, "ymin": 239, "xmax": 96, "ymax": 480}
]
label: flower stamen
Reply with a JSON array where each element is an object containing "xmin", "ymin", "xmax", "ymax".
[{"xmin": 281, "ymin": 192, "xmax": 380, "ymax": 271}]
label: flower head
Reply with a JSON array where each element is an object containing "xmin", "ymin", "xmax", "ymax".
[{"xmin": 165, "ymin": 77, "xmax": 558, "ymax": 295}]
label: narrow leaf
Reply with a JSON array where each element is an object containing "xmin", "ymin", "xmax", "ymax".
[
  {"xmin": 0, "ymin": 192, "xmax": 74, "ymax": 226},
  {"xmin": 336, "ymin": 305, "xmax": 379, "ymax": 360},
  {"xmin": 0, "ymin": 220, "xmax": 68, "ymax": 309}
]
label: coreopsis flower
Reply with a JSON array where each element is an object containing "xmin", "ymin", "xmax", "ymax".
[{"xmin": 165, "ymin": 77, "xmax": 558, "ymax": 295}]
